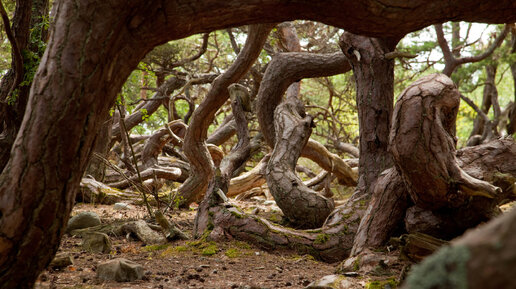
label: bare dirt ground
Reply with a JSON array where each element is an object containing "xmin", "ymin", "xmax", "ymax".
[{"xmin": 34, "ymin": 202, "xmax": 340, "ymax": 289}]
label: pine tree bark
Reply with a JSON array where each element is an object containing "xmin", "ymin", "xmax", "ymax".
[
  {"xmin": 1, "ymin": 0, "xmax": 516, "ymax": 287},
  {"xmin": 339, "ymin": 32, "xmax": 397, "ymax": 198}
]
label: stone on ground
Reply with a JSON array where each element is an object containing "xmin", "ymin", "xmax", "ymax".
[
  {"xmin": 82, "ymin": 232, "xmax": 112, "ymax": 254},
  {"xmin": 114, "ymin": 202, "xmax": 133, "ymax": 210},
  {"xmin": 96, "ymin": 258, "xmax": 144, "ymax": 282},
  {"xmin": 66, "ymin": 211, "xmax": 101, "ymax": 233},
  {"xmin": 305, "ymin": 275, "xmax": 357, "ymax": 289}
]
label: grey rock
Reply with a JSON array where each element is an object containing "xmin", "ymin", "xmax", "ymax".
[
  {"xmin": 49, "ymin": 253, "xmax": 73, "ymax": 268},
  {"xmin": 82, "ymin": 232, "xmax": 112, "ymax": 254},
  {"xmin": 114, "ymin": 202, "xmax": 133, "ymax": 210},
  {"xmin": 67, "ymin": 211, "xmax": 101, "ymax": 233},
  {"xmin": 97, "ymin": 258, "xmax": 144, "ymax": 282},
  {"xmin": 121, "ymin": 220, "xmax": 166, "ymax": 245},
  {"xmin": 305, "ymin": 275, "xmax": 356, "ymax": 289}
]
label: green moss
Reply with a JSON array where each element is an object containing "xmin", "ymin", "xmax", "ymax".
[
  {"xmin": 161, "ymin": 245, "xmax": 188, "ymax": 257},
  {"xmin": 201, "ymin": 243, "xmax": 218, "ymax": 256},
  {"xmin": 228, "ymin": 208, "xmax": 245, "ymax": 218},
  {"xmin": 224, "ymin": 248, "xmax": 242, "ymax": 258},
  {"xmin": 404, "ymin": 245, "xmax": 470, "ymax": 289},
  {"xmin": 353, "ymin": 257, "xmax": 361, "ymax": 271},
  {"xmin": 206, "ymin": 222, "xmax": 214, "ymax": 230},
  {"xmin": 314, "ymin": 233, "xmax": 330, "ymax": 245},
  {"xmin": 366, "ymin": 278, "xmax": 398, "ymax": 289},
  {"xmin": 175, "ymin": 245, "xmax": 188, "ymax": 252},
  {"xmin": 234, "ymin": 240, "xmax": 251, "ymax": 249},
  {"xmin": 143, "ymin": 244, "xmax": 171, "ymax": 252}
]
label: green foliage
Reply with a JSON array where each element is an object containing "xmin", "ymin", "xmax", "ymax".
[{"xmin": 140, "ymin": 108, "xmax": 149, "ymax": 121}]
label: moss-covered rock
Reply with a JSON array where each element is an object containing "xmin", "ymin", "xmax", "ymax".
[{"xmin": 404, "ymin": 245, "xmax": 470, "ymax": 289}]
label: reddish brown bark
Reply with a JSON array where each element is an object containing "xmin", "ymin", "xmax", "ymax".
[
  {"xmin": 1, "ymin": 0, "xmax": 516, "ymax": 287},
  {"xmin": 339, "ymin": 33, "xmax": 397, "ymax": 198},
  {"xmin": 390, "ymin": 73, "xmax": 500, "ymax": 210},
  {"xmin": 0, "ymin": 2, "xmax": 151, "ymax": 287}
]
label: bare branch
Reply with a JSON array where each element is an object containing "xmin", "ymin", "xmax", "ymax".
[{"xmin": 0, "ymin": 1, "xmax": 23, "ymax": 98}]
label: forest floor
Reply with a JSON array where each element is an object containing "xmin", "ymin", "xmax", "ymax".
[{"xmin": 34, "ymin": 199, "xmax": 401, "ymax": 289}]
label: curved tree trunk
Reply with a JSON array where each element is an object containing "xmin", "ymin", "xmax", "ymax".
[
  {"xmin": 390, "ymin": 73, "xmax": 500, "ymax": 210},
  {"xmin": 266, "ymin": 97, "xmax": 335, "ymax": 228},
  {"xmin": 177, "ymin": 24, "xmax": 273, "ymax": 206},
  {"xmin": 352, "ymin": 75, "xmax": 516, "ymax": 256},
  {"xmin": 0, "ymin": 2, "xmax": 152, "ymax": 287},
  {"xmin": 0, "ymin": 0, "xmax": 49, "ymax": 171},
  {"xmin": 140, "ymin": 120, "xmax": 187, "ymax": 169},
  {"xmin": 1, "ymin": 1, "xmax": 516, "ymax": 287},
  {"xmin": 255, "ymin": 52, "xmax": 357, "ymax": 186}
]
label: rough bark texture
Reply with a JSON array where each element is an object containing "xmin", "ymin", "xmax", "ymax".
[
  {"xmin": 194, "ymin": 84, "xmax": 254, "ymax": 235},
  {"xmin": 339, "ymin": 32, "xmax": 396, "ymax": 198},
  {"xmin": 257, "ymin": 52, "xmax": 350, "ymax": 147},
  {"xmin": 177, "ymin": 24, "xmax": 272, "ymax": 206},
  {"xmin": 390, "ymin": 73, "xmax": 500, "ymax": 210},
  {"xmin": 405, "ymin": 138, "xmax": 516, "ymax": 239},
  {"xmin": 2, "ymin": 0, "xmax": 516, "ymax": 287},
  {"xmin": 353, "ymin": 76, "xmax": 516, "ymax": 256},
  {"xmin": 0, "ymin": 2, "xmax": 151, "ymax": 287},
  {"xmin": 254, "ymin": 52, "xmax": 356, "ymax": 186},
  {"xmin": 266, "ymin": 98, "xmax": 335, "ymax": 228},
  {"xmin": 85, "ymin": 116, "xmax": 113, "ymax": 181},
  {"xmin": 351, "ymin": 168, "xmax": 410, "ymax": 255}
]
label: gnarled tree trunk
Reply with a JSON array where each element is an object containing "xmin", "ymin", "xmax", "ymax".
[
  {"xmin": 1, "ymin": 1, "xmax": 516, "ymax": 287},
  {"xmin": 266, "ymin": 97, "xmax": 335, "ymax": 228},
  {"xmin": 351, "ymin": 74, "xmax": 516, "ymax": 256}
]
